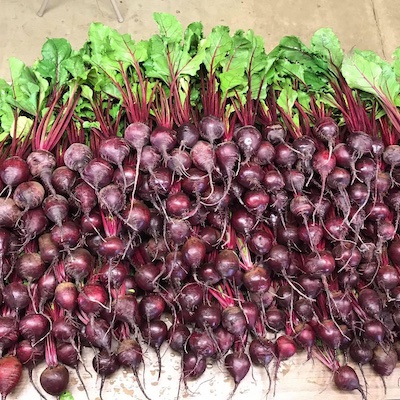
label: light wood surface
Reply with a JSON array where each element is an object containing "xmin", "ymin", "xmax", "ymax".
[{"xmin": 8, "ymin": 346, "xmax": 400, "ymax": 400}]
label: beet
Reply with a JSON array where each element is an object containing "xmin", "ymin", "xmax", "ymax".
[{"xmin": 40, "ymin": 364, "xmax": 69, "ymax": 397}]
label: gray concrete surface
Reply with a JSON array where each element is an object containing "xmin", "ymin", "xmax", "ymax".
[{"xmin": 1, "ymin": 0, "xmax": 397, "ymax": 82}]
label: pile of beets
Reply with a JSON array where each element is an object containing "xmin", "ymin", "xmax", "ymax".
[
  {"xmin": 1, "ymin": 44, "xmax": 400, "ymax": 399},
  {"xmin": 1, "ymin": 107, "xmax": 400, "ymax": 400}
]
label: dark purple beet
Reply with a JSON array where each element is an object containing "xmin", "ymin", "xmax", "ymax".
[
  {"xmin": 168, "ymin": 324, "xmax": 191, "ymax": 353},
  {"xmin": 215, "ymin": 141, "xmax": 240, "ymax": 178},
  {"xmin": 56, "ymin": 342, "xmax": 78, "ymax": 367},
  {"xmin": 181, "ymin": 237, "xmax": 206, "ymax": 272},
  {"xmin": 215, "ymin": 249, "xmax": 239, "ymax": 279},
  {"xmin": 150, "ymin": 127, "xmax": 177, "ymax": 156},
  {"xmin": 314, "ymin": 117, "xmax": 338, "ymax": 145},
  {"xmin": 55, "ymin": 282, "xmax": 79, "ymax": 312},
  {"xmin": 237, "ymin": 163, "xmax": 265, "ymax": 190},
  {"xmin": 139, "ymin": 294, "xmax": 166, "ymax": 321},
  {"xmin": 188, "ymin": 331, "xmax": 217, "ymax": 358},
  {"xmin": 362, "ymin": 319, "xmax": 385, "ymax": 343},
  {"xmin": 40, "ymin": 364, "xmax": 70, "ymax": 397},
  {"xmin": 117, "ymin": 339, "xmax": 150, "ymax": 400},
  {"xmin": 42, "ymin": 194, "xmax": 69, "ymax": 226},
  {"xmin": 85, "ymin": 318, "xmax": 112, "ymax": 352},
  {"xmin": 98, "ymin": 261, "xmax": 129, "ymax": 289},
  {"xmin": 26, "ymin": 150, "xmax": 57, "ymax": 194},
  {"xmin": 99, "ymin": 137, "xmax": 130, "ymax": 166},
  {"xmin": 97, "ymin": 236, "xmax": 125, "ymax": 259},
  {"xmin": 19, "ymin": 313, "xmax": 50, "ymax": 344},
  {"xmin": 51, "ymin": 166, "xmax": 77, "ymax": 195},
  {"xmin": 263, "ymin": 123, "xmax": 286, "ymax": 144},
  {"xmin": 349, "ymin": 340, "xmax": 373, "ymax": 365},
  {"xmin": 181, "ymin": 168, "xmax": 211, "ymax": 195},
  {"xmin": 3, "ymin": 282, "xmax": 30, "ymax": 311},
  {"xmin": 176, "ymin": 122, "xmax": 200, "ymax": 148},
  {"xmin": 274, "ymin": 143, "xmax": 298, "ymax": 169},
  {"xmin": 224, "ymin": 351, "xmax": 251, "ymax": 395},
  {"xmin": 113, "ymin": 166, "xmax": 142, "ymax": 192},
  {"xmin": 248, "ymin": 229, "xmax": 272, "ymax": 256},
  {"xmin": 120, "ymin": 199, "xmax": 151, "ymax": 234},
  {"xmin": 64, "ymin": 247, "xmax": 94, "ymax": 283},
  {"xmin": 139, "ymin": 146, "xmax": 161, "ymax": 172},
  {"xmin": 0, "ymin": 156, "xmax": 30, "ymax": 188},
  {"xmin": 236, "ymin": 125, "xmax": 262, "ymax": 160},
  {"xmin": 78, "ymin": 284, "xmax": 107, "ymax": 315},
  {"xmin": 231, "ymin": 207, "xmax": 257, "ymax": 235},
  {"xmin": 125, "ymin": 122, "xmax": 151, "ymax": 150},
  {"xmin": 167, "ymin": 148, "xmax": 192, "ymax": 175},
  {"xmin": 0, "ymin": 316, "xmax": 19, "ymax": 353},
  {"xmin": 333, "ymin": 365, "xmax": 365, "ymax": 397},
  {"xmin": 166, "ymin": 219, "xmax": 191, "ymax": 247},
  {"xmin": 357, "ymin": 288, "xmax": 382, "ymax": 319},
  {"xmin": 213, "ymin": 326, "xmax": 235, "ymax": 355},
  {"xmin": 347, "ymin": 131, "xmax": 373, "ymax": 156},
  {"xmin": 313, "ymin": 319, "xmax": 342, "ymax": 350},
  {"xmin": 182, "ymin": 351, "xmax": 206, "ymax": 381},
  {"xmin": 222, "ymin": 306, "xmax": 247, "ymax": 337},
  {"xmin": 370, "ymin": 345, "xmax": 398, "ymax": 376},
  {"xmin": 112, "ymin": 295, "xmax": 140, "ymax": 329},
  {"xmin": 50, "ymin": 220, "xmax": 80, "ymax": 249},
  {"xmin": 81, "ymin": 158, "xmax": 114, "ymax": 191},
  {"xmin": 199, "ymin": 116, "xmax": 225, "ymax": 144},
  {"xmin": 243, "ymin": 265, "xmax": 271, "ymax": 293},
  {"xmin": 72, "ymin": 182, "xmax": 97, "ymax": 215},
  {"xmin": 303, "ymin": 251, "xmax": 335, "ymax": 278},
  {"xmin": 249, "ymin": 337, "xmax": 275, "ymax": 367},
  {"xmin": 13, "ymin": 181, "xmax": 45, "ymax": 211},
  {"xmin": 38, "ymin": 272, "xmax": 57, "ymax": 309},
  {"xmin": 15, "ymin": 252, "xmax": 45, "ymax": 282},
  {"xmin": 16, "ymin": 340, "xmax": 45, "ymax": 367},
  {"xmin": 241, "ymin": 301, "xmax": 259, "ymax": 330},
  {"xmin": 98, "ymin": 184, "xmax": 125, "ymax": 214},
  {"xmin": 141, "ymin": 320, "xmax": 168, "ymax": 379},
  {"xmin": 134, "ymin": 263, "xmax": 160, "ymax": 292},
  {"xmin": 252, "ymin": 141, "xmax": 275, "ymax": 165},
  {"xmin": 148, "ymin": 167, "xmax": 173, "ymax": 195},
  {"xmin": 20, "ymin": 207, "xmax": 48, "ymax": 239},
  {"xmin": 0, "ymin": 198, "xmax": 22, "ymax": 228},
  {"xmin": 376, "ymin": 264, "xmax": 400, "ymax": 290},
  {"xmin": 178, "ymin": 283, "xmax": 203, "ymax": 311},
  {"xmin": 198, "ymin": 262, "xmax": 221, "ymax": 285},
  {"xmin": 52, "ymin": 318, "xmax": 78, "ymax": 342},
  {"xmin": 92, "ymin": 350, "xmax": 119, "ymax": 399},
  {"xmin": 283, "ymin": 169, "xmax": 305, "ymax": 193},
  {"xmin": 194, "ymin": 304, "xmax": 221, "ymax": 330},
  {"xmin": 166, "ymin": 193, "xmax": 191, "ymax": 218},
  {"xmin": 163, "ymin": 251, "xmax": 190, "ymax": 285},
  {"xmin": 63, "ymin": 143, "xmax": 93, "ymax": 172}
]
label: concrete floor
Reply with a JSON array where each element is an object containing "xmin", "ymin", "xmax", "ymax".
[{"xmin": 1, "ymin": 0, "xmax": 400, "ymax": 82}]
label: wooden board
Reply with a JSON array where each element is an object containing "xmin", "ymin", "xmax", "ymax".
[{"xmin": 8, "ymin": 347, "xmax": 400, "ymax": 400}]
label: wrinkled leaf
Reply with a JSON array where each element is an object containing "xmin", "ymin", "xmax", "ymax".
[
  {"xmin": 342, "ymin": 50, "xmax": 400, "ymax": 103},
  {"xmin": 153, "ymin": 12, "xmax": 183, "ymax": 44},
  {"xmin": 8, "ymin": 57, "xmax": 49, "ymax": 115},
  {"xmin": 392, "ymin": 47, "xmax": 400, "ymax": 79},
  {"xmin": 277, "ymin": 85, "xmax": 298, "ymax": 114},
  {"xmin": 10, "ymin": 116, "xmax": 33, "ymax": 140},
  {"xmin": 310, "ymin": 28, "xmax": 343, "ymax": 67},
  {"xmin": 35, "ymin": 38, "xmax": 72, "ymax": 87},
  {"xmin": 202, "ymin": 26, "xmax": 232, "ymax": 74},
  {"xmin": 0, "ymin": 103, "xmax": 14, "ymax": 136}
]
